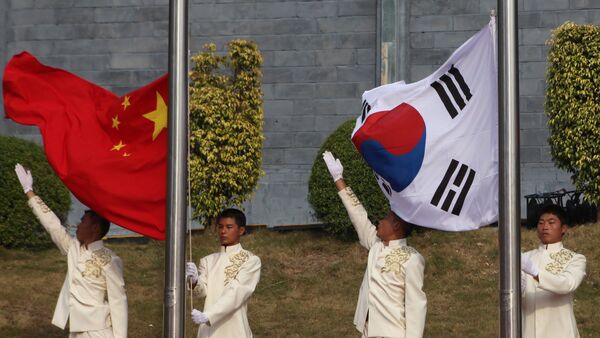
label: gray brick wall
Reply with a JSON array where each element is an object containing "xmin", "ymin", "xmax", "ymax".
[
  {"xmin": 407, "ymin": 0, "xmax": 600, "ymax": 216},
  {"xmin": 0, "ymin": 0, "xmax": 6, "ymax": 136},
  {"xmin": 186, "ymin": 0, "xmax": 376, "ymax": 226},
  {"xmin": 1, "ymin": 0, "xmax": 598, "ymax": 231}
]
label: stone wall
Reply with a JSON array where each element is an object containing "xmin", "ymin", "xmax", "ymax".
[{"xmin": 191, "ymin": 0, "xmax": 377, "ymax": 225}]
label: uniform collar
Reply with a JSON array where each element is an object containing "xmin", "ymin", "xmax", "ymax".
[
  {"xmin": 539, "ymin": 241, "xmax": 563, "ymax": 252},
  {"xmin": 220, "ymin": 243, "xmax": 242, "ymax": 253},
  {"xmin": 386, "ymin": 238, "xmax": 407, "ymax": 247},
  {"xmin": 86, "ymin": 240, "xmax": 104, "ymax": 252}
]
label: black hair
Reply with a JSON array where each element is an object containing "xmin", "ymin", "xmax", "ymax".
[
  {"xmin": 216, "ymin": 208, "xmax": 246, "ymax": 228},
  {"xmin": 390, "ymin": 210, "xmax": 414, "ymax": 236},
  {"xmin": 85, "ymin": 209, "xmax": 111, "ymax": 238},
  {"xmin": 538, "ymin": 204, "xmax": 568, "ymax": 226}
]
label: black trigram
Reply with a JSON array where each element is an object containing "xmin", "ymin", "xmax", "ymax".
[
  {"xmin": 430, "ymin": 65, "xmax": 472, "ymax": 119},
  {"xmin": 376, "ymin": 174, "xmax": 392, "ymax": 196},
  {"xmin": 430, "ymin": 159, "xmax": 476, "ymax": 216},
  {"xmin": 360, "ymin": 99, "xmax": 372, "ymax": 123}
]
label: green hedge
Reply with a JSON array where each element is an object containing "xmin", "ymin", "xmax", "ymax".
[
  {"xmin": 0, "ymin": 136, "xmax": 71, "ymax": 248},
  {"xmin": 546, "ymin": 22, "xmax": 600, "ymax": 206},
  {"xmin": 308, "ymin": 119, "xmax": 388, "ymax": 240}
]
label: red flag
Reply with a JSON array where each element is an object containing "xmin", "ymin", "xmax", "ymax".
[{"xmin": 3, "ymin": 52, "xmax": 168, "ymax": 240}]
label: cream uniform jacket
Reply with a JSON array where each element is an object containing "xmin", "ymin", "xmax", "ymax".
[
  {"xmin": 521, "ymin": 242, "xmax": 586, "ymax": 338},
  {"xmin": 195, "ymin": 243, "xmax": 261, "ymax": 338},
  {"xmin": 338, "ymin": 187, "xmax": 427, "ymax": 338},
  {"xmin": 28, "ymin": 196, "xmax": 128, "ymax": 338}
]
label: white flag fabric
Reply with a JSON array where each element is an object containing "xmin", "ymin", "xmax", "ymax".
[{"xmin": 351, "ymin": 19, "xmax": 498, "ymax": 231}]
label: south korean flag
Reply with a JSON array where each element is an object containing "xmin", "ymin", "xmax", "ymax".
[{"xmin": 352, "ymin": 18, "xmax": 498, "ymax": 231}]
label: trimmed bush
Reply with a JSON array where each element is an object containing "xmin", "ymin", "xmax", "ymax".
[
  {"xmin": 0, "ymin": 136, "xmax": 71, "ymax": 248},
  {"xmin": 308, "ymin": 119, "xmax": 388, "ymax": 240},
  {"xmin": 188, "ymin": 40, "xmax": 264, "ymax": 225},
  {"xmin": 546, "ymin": 22, "xmax": 600, "ymax": 206}
]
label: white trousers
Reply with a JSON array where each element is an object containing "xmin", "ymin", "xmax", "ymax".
[
  {"xmin": 69, "ymin": 327, "xmax": 114, "ymax": 338},
  {"xmin": 361, "ymin": 322, "xmax": 383, "ymax": 338}
]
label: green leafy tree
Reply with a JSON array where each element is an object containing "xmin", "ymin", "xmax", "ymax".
[
  {"xmin": 0, "ymin": 136, "xmax": 71, "ymax": 248},
  {"xmin": 308, "ymin": 119, "xmax": 388, "ymax": 240},
  {"xmin": 546, "ymin": 22, "xmax": 600, "ymax": 206},
  {"xmin": 189, "ymin": 40, "xmax": 264, "ymax": 226}
]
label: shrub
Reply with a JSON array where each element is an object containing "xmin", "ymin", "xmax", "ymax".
[
  {"xmin": 0, "ymin": 136, "xmax": 71, "ymax": 248},
  {"xmin": 546, "ymin": 22, "xmax": 600, "ymax": 206},
  {"xmin": 308, "ymin": 119, "xmax": 388, "ymax": 240},
  {"xmin": 188, "ymin": 40, "xmax": 264, "ymax": 225}
]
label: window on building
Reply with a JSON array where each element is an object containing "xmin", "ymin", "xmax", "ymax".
[{"xmin": 377, "ymin": 0, "xmax": 408, "ymax": 85}]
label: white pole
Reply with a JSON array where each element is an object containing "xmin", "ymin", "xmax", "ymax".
[
  {"xmin": 497, "ymin": 0, "xmax": 522, "ymax": 337},
  {"xmin": 164, "ymin": 0, "xmax": 189, "ymax": 336}
]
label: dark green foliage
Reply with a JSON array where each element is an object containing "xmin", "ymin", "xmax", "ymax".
[
  {"xmin": 308, "ymin": 119, "xmax": 388, "ymax": 240},
  {"xmin": 546, "ymin": 22, "xmax": 600, "ymax": 205},
  {"xmin": 0, "ymin": 136, "xmax": 71, "ymax": 248}
]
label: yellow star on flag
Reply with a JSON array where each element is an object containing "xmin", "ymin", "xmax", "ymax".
[
  {"xmin": 121, "ymin": 96, "xmax": 131, "ymax": 110},
  {"xmin": 143, "ymin": 92, "xmax": 168, "ymax": 141},
  {"xmin": 112, "ymin": 115, "xmax": 121, "ymax": 130},
  {"xmin": 111, "ymin": 140, "xmax": 126, "ymax": 151},
  {"xmin": 123, "ymin": 152, "xmax": 131, "ymax": 157}
]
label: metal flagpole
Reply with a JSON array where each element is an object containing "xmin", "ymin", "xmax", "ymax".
[
  {"xmin": 164, "ymin": 0, "xmax": 189, "ymax": 337},
  {"xmin": 497, "ymin": 0, "xmax": 521, "ymax": 337}
]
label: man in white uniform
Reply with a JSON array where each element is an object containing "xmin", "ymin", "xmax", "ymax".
[
  {"xmin": 186, "ymin": 208, "xmax": 261, "ymax": 338},
  {"xmin": 15, "ymin": 164, "xmax": 127, "ymax": 338},
  {"xmin": 521, "ymin": 204, "xmax": 586, "ymax": 338},
  {"xmin": 323, "ymin": 151, "xmax": 427, "ymax": 338}
]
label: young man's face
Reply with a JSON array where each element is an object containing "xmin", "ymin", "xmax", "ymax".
[
  {"xmin": 537, "ymin": 212, "xmax": 567, "ymax": 244},
  {"xmin": 376, "ymin": 212, "xmax": 400, "ymax": 242},
  {"xmin": 76, "ymin": 213, "xmax": 98, "ymax": 244},
  {"xmin": 218, "ymin": 216, "xmax": 245, "ymax": 247}
]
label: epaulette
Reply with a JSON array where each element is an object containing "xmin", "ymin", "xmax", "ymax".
[
  {"xmin": 224, "ymin": 250, "xmax": 251, "ymax": 285},
  {"xmin": 82, "ymin": 248, "xmax": 113, "ymax": 278},
  {"xmin": 545, "ymin": 248, "xmax": 575, "ymax": 275},
  {"xmin": 381, "ymin": 246, "xmax": 417, "ymax": 273}
]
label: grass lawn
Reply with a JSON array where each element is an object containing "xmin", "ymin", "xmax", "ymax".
[{"xmin": 1, "ymin": 223, "xmax": 598, "ymax": 338}]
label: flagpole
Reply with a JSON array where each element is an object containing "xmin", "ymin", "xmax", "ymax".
[
  {"xmin": 497, "ymin": 0, "xmax": 521, "ymax": 337},
  {"xmin": 164, "ymin": 0, "xmax": 189, "ymax": 337}
]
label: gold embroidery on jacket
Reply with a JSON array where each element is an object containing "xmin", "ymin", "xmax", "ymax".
[
  {"xmin": 32, "ymin": 196, "xmax": 50, "ymax": 213},
  {"xmin": 381, "ymin": 247, "xmax": 416, "ymax": 273},
  {"xmin": 346, "ymin": 188, "xmax": 361, "ymax": 207},
  {"xmin": 224, "ymin": 251, "xmax": 250, "ymax": 285},
  {"xmin": 83, "ymin": 248, "xmax": 112, "ymax": 278},
  {"xmin": 545, "ymin": 248, "xmax": 574, "ymax": 275}
]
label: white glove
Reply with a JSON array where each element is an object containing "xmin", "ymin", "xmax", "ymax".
[
  {"xmin": 521, "ymin": 255, "xmax": 539, "ymax": 277},
  {"xmin": 14, "ymin": 163, "xmax": 33, "ymax": 193},
  {"xmin": 322, "ymin": 151, "xmax": 343, "ymax": 182},
  {"xmin": 191, "ymin": 309, "xmax": 209, "ymax": 324},
  {"xmin": 186, "ymin": 262, "xmax": 198, "ymax": 284}
]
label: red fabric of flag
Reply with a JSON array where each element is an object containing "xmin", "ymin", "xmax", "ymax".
[{"xmin": 3, "ymin": 51, "xmax": 168, "ymax": 240}]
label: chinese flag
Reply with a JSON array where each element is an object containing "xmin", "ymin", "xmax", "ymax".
[{"xmin": 3, "ymin": 52, "xmax": 168, "ymax": 240}]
